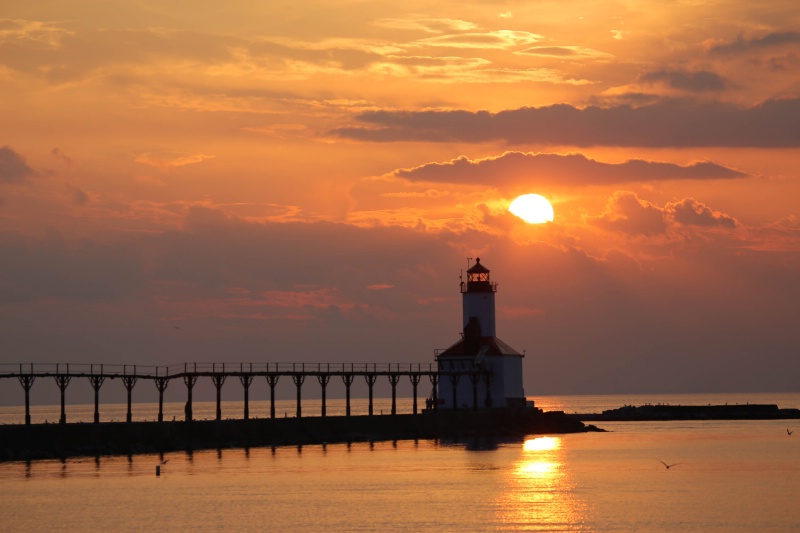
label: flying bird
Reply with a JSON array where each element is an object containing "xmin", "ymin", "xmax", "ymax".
[
  {"xmin": 788, "ymin": 429, "xmax": 794, "ymax": 436},
  {"xmin": 658, "ymin": 460, "xmax": 680, "ymax": 469}
]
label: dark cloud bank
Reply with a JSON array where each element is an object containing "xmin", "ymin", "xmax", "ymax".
[
  {"xmin": 395, "ymin": 152, "xmax": 746, "ymax": 186},
  {"xmin": 336, "ymin": 98, "xmax": 800, "ymax": 147}
]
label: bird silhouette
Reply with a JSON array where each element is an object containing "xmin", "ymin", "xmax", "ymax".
[
  {"xmin": 658, "ymin": 460, "xmax": 680, "ymax": 469},
  {"xmin": 788, "ymin": 429, "xmax": 794, "ymax": 436}
]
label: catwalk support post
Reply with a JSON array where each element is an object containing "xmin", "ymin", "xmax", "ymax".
[
  {"xmin": 409, "ymin": 374, "xmax": 421, "ymax": 414},
  {"xmin": 18, "ymin": 375, "xmax": 35, "ymax": 425},
  {"xmin": 122, "ymin": 376, "xmax": 138, "ymax": 422}
]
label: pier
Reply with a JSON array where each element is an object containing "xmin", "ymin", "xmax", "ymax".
[
  {"xmin": 0, "ymin": 361, "xmax": 601, "ymax": 461},
  {"xmin": 1, "ymin": 362, "xmax": 493, "ymax": 425}
]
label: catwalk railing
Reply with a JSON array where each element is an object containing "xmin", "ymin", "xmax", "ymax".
[{"xmin": 0, "ymin": 362, "xmax": 494, "ymax": 425}]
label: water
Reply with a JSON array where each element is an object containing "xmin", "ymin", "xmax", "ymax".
[{"xmin": 2, "ymin": 392, "xmax": 799, "ymax": 531}]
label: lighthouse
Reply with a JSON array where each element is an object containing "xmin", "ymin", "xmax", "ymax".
[{"xmin": 436, "ymin": 258, "xmax": 526, "ymax": 409}]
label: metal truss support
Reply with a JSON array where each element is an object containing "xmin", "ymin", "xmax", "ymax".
[
  {"xmin": 483, "ymin": 373, "xmax": 493, "ymax": 408},
  {"xmin": 365, "ymin": 374, "xmax": 378, "ymax": 416},
  {"xmin": 266, "ymin": 374, "xmax": 280, "ymax": 419},
  {"xmin": 183, "ymin": 374, "xmax": 198, "ymax": 421},
  {"xmin": 154, "ymin": 378, "xmax": 169, "ymax": 422},
  {"xmin": 388, "ymin": 374, "xmax": 400, "ymax": 415},
  {"xmin": 18, "ymin": 375, "xmax": 35, "ymax": 425},
  {"xmin": 342, "ymin": 374, "xmax": 354, "ymax": 417},
  {"xmin": 211, "ymin": 375, "xmax": 226, "ymax": 421},
  {"xmin": 239, "ymin": 375, "xmax": 254, "ymax": 420},
  {"xmin": 469, "ymin": 372, "xmax": 481, "ymax": 410},
  {"xmin": 88, "ymin": 375, "xmax": 105, "ymax": 424},
  {"xmin": 428, "ymin": 374, "xmax": 439, "ymax": 411},
  {"xmin": 317, "ymin": 374, "xmax": 331, "ymax": 417},
  {"xmin": 292, "ymin": 374, "xmax": 305, "ymax": 418},
  {"xmin": 122, "ymin": 376, "xmax": 138, "ymax": 423},
  {"xmin": 409, "ymin": 374, "xmax": 421, "ymax": 414}
]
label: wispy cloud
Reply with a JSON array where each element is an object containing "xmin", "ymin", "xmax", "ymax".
[
  {"xmin": 135, "ymin": 152, "xmax": 215, "ymax": 172},
  {"xmin": 411, "ymin": 30, "xmax": 543, "ymax": 49},
  {"xmin": 708, "ymin": 31, "xmax": 800, "ymax": 55},
  {"xmin": 518, "ymin": 45, "xmax": 613, "ymax": 59},
  {"xmin": 374, "ymin": 18, "xmax": 478, "ymax": 33},
  {"xmin": 638, "ymin": 69, "xmax": 729, "ymax": 93}
]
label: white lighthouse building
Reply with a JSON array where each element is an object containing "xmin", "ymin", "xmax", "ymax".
[{"xmin": 436, "ymin": 258, "xmax": 526, "ymax": 409}]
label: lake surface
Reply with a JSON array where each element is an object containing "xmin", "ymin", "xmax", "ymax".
[{"xmin": 2, "ymin": 392, "xmax": 799, "ymax": 531}]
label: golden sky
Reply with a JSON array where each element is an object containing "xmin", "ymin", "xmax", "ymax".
[{"xmin": 1, "ymin": 0, "xmax": 799, "ymax": 396}]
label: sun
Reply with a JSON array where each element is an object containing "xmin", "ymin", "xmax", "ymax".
[{"xmin": 509, "ymin": 194, "xmax": 554, "ymax": 224}]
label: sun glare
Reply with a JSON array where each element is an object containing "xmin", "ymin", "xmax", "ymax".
[
  {"xmin": 509, "ymin": 194, "xmax": 554, "ymax": 224},
  {"xmin": 523, "ymin": 436, "xmax": 560, "ymax": 452}
]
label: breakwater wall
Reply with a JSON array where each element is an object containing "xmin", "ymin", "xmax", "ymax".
[
  {"xmin": 571, "ymin": 403, "xmax": 800, "ymax": 422},
  {"xmin": 0, "ymin": 408, "xmax": 597, "ymax": 461}
]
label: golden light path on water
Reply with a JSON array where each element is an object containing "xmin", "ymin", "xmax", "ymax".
[{"xmin": 495, "ymin": 436, "xmax": 587, "ymax": 530}]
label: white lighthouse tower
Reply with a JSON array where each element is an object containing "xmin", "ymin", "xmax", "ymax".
[{"xmin": 436, "ymin": 258, "xmax": 526, "ymax": 409}]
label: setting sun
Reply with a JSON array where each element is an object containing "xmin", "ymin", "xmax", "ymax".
[{"xmin": 509, "ymin": 194, "xmax": 555, "ymax": 224}]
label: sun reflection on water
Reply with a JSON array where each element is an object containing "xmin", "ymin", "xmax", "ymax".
[
  {"xmin": 523, "ymin": 436, "xmax": 560, "ymax": 452},
  {"xmin": 495, "ymin": 437, "xmax": 588, "ymax": 530}
]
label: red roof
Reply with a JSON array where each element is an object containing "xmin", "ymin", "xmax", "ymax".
[{"xmin": 437, "ymin": 336, "xmax": 523, "ymax": 358}]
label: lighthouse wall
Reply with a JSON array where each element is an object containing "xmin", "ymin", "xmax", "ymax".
[
  {"xmin": 462, "ymin": 292, "xmax": 496, "ymax": 337},
  {"xmin": 437, "ymin": 355, "xmax": 524, "ymax": 409},
  {"xmin": 501, "ymin": 355, "xmax": 525, "ymax": 400}
]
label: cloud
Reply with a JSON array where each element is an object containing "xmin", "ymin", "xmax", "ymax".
[
  {"xmin": 373, "ymin": 18, "xmax": 478, "ymax": 33},
  {"xmin": 592, "ymin": 191, "xmax": 668, "ymax": 236},
  {"xmin": 367, "ymin": 284, "xmax": 394, "ymax": 290},
  {"xmin": 591, "ymin": 191, "xmax": 739, "ymax": 236},
  {"xmin": 0, "ymin": 146, "xmax": 36, "ymax": 183},
  {"xmin": 0, "ymin": 17, "xmax": 582, "ymax": 98},
  {"xmin": 638, "ymin": 68, "xmax": 729, "ymax": 93},
  {"xmin": 0, "ymin": 22, "xmax": 241, "ymax": 84},
  {"xmin": 411, "ymin": 30, "xmax": 543, "ymax": 49},
  {"xmin": 666, "ymin": 198, "xmax": 738, "ymax": 228},
  {"xmin": 66, "ymin": 184, "xmax": 90, "ymax": 206},
  {"xmin": 135, "ymin": 152, "xmax": 215, "ymax": 171},
  {"xmin": 709, "ymin": 31, "xmax": 800, "ymax": 55},
  {"xmin": 518, "ymin": 46, "xmax": 613, "ymax": 59},
  {"xmin": 366, "ymin": 55, "xmax": 581, "ymax": 84},
  {"xmin": 393, "ymin": 152, "xmax": 746, "ymax": 186},
  {"xmin": 51, "ymin": 148, "xmax": 73, "ymax": 166},
  {"xmin": 336, "ymin": 98, "xmax": 800, "ymax": 147},
  {"xmin": 0, "ymin": 229, "xmax": 144, "ymax": 303}
]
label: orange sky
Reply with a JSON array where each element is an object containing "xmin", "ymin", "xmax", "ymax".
[{"xmin": 1, "ymin": 1, "xmax": 799, "ymax": 398}]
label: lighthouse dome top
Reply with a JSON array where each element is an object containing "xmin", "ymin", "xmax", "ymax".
[{"xmin": 467, "ymin": 257, "xmax": 490, "ymax": 275}]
